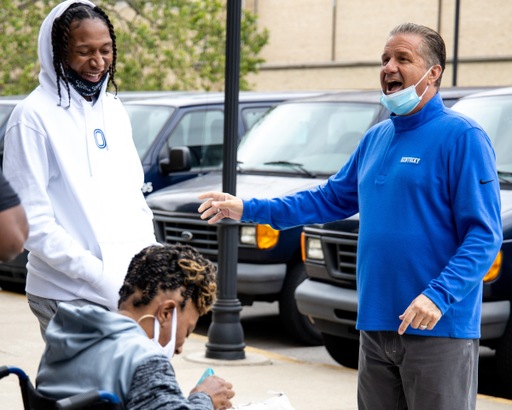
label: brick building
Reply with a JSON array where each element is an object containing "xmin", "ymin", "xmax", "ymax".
[{"xmin": 244, "ymin": 0, "xmax": 512, "ymax": 91}]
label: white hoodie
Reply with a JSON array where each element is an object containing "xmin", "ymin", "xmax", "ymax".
[{"xmin": 3, "ymin": 0, "xmax": 156, "ymax": 310}]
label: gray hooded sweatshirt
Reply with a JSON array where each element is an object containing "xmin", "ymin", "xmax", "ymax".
[{"xmin": 36, "ymin": 303, "xmax": 213, "ymax": 410}]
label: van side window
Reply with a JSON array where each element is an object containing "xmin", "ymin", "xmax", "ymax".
[
  {"xmin": 125, "ymin": 105, "xmax": 175, "ymax": 160},
  {"xmin": 242, "ymin": 107, "xmax": 271, "ymax": 130},
  {"xmin": 167, "ymin": 110, "xmax": 224, "ymax": 169}
]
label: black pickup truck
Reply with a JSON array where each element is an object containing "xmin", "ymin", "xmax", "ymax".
[{"xmin": 295, "ymin": 87, "xmax": 512, "ymax": 381}]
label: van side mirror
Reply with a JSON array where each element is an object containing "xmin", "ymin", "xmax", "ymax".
[{"xmin": 158, "ymin": 145, "xmax": 192, "ymax": 175}]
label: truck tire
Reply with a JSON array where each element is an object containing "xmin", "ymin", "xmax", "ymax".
[
  {"xmin": 279, "ymin": 262, "xmax": 323, "ymax": 346},
  {"xmin": 322, "ymin": 333, "xmax": 359, "ymax": 369},
  {"xmin": 496, "ymin": 316, "xmax": 512, "ymax": 385}
]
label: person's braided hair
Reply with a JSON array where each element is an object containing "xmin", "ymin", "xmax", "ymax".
[
  {"xmin": 51, "ymin": 2, "xmax": 118, "ymax": 106},
  {"xmin": 118, "ymin": 244, "xmax": 217, "ymax": 315}
]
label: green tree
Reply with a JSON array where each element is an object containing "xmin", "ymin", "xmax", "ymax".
[
  {"xmin": 0, "ymin": 0, "xmax": 269, "ymax": 95},
  {"xmin": 0, "ymin": 0, "xmax": 57, "ymax": 95}
]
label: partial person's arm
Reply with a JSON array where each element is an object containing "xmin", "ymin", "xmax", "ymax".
[
  {"xmin": 199, "ymin": 145, "xmax": 362, "ymax": 230},
  {"xmin": 0, "ymin": 204, "xmax": 28, "ymax": 263},
  {"xmin": 125, "ymin": 357, "xmax": 234, "ymax": 410},
  {"xmin": 3, "ymin": 123, "xmax": 103, "ymax": 283},
  {"xmin": 0, "ymin": 172, "xmax": 28, "ymax": 262},
  {"xmin": 399, "ymin": 127, "xmax": 502, "ymax": 333}
]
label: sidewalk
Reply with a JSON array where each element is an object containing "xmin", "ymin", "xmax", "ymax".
[{"xmin": 1, "ymin": 289, "xmax": 511, "ymax": 410}]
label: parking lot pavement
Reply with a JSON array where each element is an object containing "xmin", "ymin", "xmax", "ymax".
[{"xmin": 1, "ymin": 289, "xmax": 512, "ymax": 410}]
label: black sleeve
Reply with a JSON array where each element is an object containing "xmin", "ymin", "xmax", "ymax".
[
  {"xmin": 0, "ymin": 171, "xmax": 20, "ymax": 213},
  {"xmin": 125, "ymin": 356, "xmax": 214, "ymax": 410}
]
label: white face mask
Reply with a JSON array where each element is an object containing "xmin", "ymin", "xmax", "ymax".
[{"xmin": 138, "ymin": 307, "xmax": 178, "ymax": 361}]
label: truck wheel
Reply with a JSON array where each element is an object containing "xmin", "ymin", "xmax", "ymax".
[
  {"xmin": 496, "ymin": 316, "xmax": 512, "ymax": 385},
  {"xmin": 322, "ymin": 333, "xmax": 359, "ymax": 369},
  {"xmin": 278, "ymin": 262, "xmax": 323, "ymax": 346}
]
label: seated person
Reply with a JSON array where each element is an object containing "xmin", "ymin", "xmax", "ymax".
[{"xmin": 36, "ymin": 244, "xmax": 234, "ymax": 410}]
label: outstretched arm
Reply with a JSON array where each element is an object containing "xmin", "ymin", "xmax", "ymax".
[{"xmin": 198, "ymin": 144, "xmax": 362, "ymax": 229}]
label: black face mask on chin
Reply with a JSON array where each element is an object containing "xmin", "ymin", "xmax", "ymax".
[{"xmin": 65, "ymin": 67, "xmax": 107, "ymax": 98}]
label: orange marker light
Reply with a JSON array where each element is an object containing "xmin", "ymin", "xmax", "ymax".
[
  {"xmin": 484, "ymin": 251, "xmax": 502, "ymax": 282},
  {"xmin": 301, "ymin": 232, "xmax": 306, "ymax": 262},
  {"xmin": 256, "ymin": 224, "xmax": 279, "ymax": 249}
]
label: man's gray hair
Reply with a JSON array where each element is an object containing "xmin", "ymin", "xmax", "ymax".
[{"xmin": 389, "ymin": 23, "xmax": 446, "ymax": 88}]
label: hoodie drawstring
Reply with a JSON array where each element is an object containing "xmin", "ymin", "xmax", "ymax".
[
  {"xmin": 101, "ymin": 97, "xmax": 109, "ymax": 152},
  {"xmin": 84, "ymin": 96, "xmax": 109, "ymax": 177},
  {"xmin": 83, "ymin": 100, "xmax": 93, "ymax": 177}
]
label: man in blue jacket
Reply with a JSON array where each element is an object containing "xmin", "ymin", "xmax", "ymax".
[{"xmin": 197, "ymin": 23, "xmax": 502, "ymax": 410}]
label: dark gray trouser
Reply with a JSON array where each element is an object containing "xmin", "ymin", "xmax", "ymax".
[
  {"xmin": 26, "ymin": 292, "xmax": 107, "ymax": 342},
  {"xmin": 358, "ymin": 330, "xmax": 478, "ymax": 410}
]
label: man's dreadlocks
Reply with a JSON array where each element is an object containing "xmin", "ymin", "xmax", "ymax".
[
  {"xmin": 51, "ymin": 2, "xmax": 118, "ymax": 106},
  {"xmin": 118, "ymin": 244, "xmax": 217, "ymax": 315}
]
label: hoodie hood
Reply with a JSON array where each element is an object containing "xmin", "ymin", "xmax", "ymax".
[
  {"xmin": 44, "ymin": 302, "xmax": 149, "ymax": 364},
  {"xmin": 37, "ymin": 303, "xmax": 163, "ymax": 402},
  {"xmin": 38, "ymin": 0, "xmax": 109, "ymax": 107}
]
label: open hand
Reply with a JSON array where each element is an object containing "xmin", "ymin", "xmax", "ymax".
[
  {"xmin": 191, "ymin": 375, "xmax": 235, "ymax": 410},
  {"xmin": 398, "ymin": 294, "xmax": 442, "ymax": 335},
  {"xmin": 198, "ymin": 192, "xmax": 243, "ymax": 224}
]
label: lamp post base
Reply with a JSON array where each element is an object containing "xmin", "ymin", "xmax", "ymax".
[{"xmin": 205, "ymin": 298, "xmax": 246, "ymax": 360}]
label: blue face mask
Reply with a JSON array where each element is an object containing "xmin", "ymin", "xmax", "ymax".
[{"xmin": 380, "ymin": 66, "xmax": 433, "ymax": 116}]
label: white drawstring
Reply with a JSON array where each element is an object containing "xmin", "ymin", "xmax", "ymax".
[
  {"xmin": 83, "ymin": 100, "xmax": 93, "ymax": 177},
  {"xmin": 100, "ymin": 97, "xmax": 109, "ymax": 151}
]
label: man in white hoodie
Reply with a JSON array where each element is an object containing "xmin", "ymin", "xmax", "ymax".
[{"xmin": 3, "ymin": 0, "xmax": 156, "ymax": 339}]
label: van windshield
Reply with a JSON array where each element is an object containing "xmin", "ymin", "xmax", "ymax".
[
  {"xmin": 237, "ymin": 102, "xmax": 381, "ymax": 176},
  {"xmin": 124, "ymin": 105, "xmax": 176, "ymax": 159},
  {"xmin": 452, "ymin": 95, "xmax": 512, "ymax": 173}
]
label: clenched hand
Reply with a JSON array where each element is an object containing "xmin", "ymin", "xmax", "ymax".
[{"xmin": 191, "ymin": 375, "xmax": 235, "ymax": 410}]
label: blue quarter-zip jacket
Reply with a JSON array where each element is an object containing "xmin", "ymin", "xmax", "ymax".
[{"xmin": 243, "ymin": 93, "xmax": 502, "ymax": 338}]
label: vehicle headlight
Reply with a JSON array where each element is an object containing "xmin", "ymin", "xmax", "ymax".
[
  {"xmin": 240, "ymin": 225, "xmax": 279, "ymax": 249},
  {"xmin": 483, "ymin": 251, "xmax": 502, "ymax": 282},
  {"xmin": 306, "ymin": 238, "xmax": 324, "ymax": 260},
  {"xmin": 256, "ymin": 224, "xmax": 279, "ymax": 249},
  {"xmin": 240, "ymin": 226, "xmax": 257, "ymax": 245}
]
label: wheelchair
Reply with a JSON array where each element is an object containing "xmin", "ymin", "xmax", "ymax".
[{"xmin": 0, "ymin": 366, "xmax": 123, "ymax": 410}]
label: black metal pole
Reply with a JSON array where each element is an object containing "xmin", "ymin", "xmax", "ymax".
[
  {"xmin": 205, "ymin": 0, "xmax": 246, "ymax": 360},
  {"xmin": 452, "ymin": 0, "xmax": 460, "ymax": 86}
]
